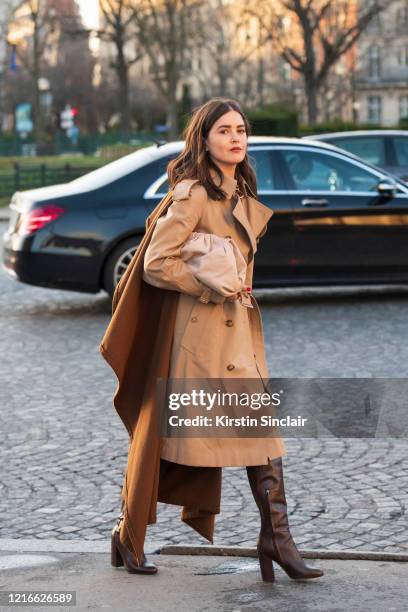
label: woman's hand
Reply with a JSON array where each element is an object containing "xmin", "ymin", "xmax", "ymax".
[{"xmin": 226, "ymin": 287, "xmax": 251, "ymax": 303}]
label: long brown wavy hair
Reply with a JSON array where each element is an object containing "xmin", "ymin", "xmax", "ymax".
[{"xmin": 167, "ymin": 97, "xmax": 257, "ymax": 200}]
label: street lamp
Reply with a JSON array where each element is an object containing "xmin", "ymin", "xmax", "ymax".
[{"xmin": 38, "ymin": 77, "xmax": 52, "ymax": 115}]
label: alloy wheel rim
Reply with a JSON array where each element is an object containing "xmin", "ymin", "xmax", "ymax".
[{"xmin": 113, "ymin": 244, "xmax": 139, "ymax": 287}]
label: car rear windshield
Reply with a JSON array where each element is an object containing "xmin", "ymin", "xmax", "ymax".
[
  {"xmin": 69, "ymin": 145, "xmax": 157, "ymax": 191},
  {"xmin": 394, "ymin": 137, "xmax": 408, "ymax": 166},
  {"xmin": 328, "ymin": 137, "xmax": 386, "ymax": 166}
]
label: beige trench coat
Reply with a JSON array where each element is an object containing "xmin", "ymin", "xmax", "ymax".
[{"xmin": 143, "ymin": 168, "xmax": 286, "ymax": 466}]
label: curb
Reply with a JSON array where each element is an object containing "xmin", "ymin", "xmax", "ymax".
[
  {"xmin": 1, "ymin": 540, "xmax": 407, "ymax": 562},
  {"xmin": 0, "ymin": 538, "xmax": 161, "ymax": 555},
  {"xmin": 159, "ymin": 544, "xmax": 408, "ymax": 562}
]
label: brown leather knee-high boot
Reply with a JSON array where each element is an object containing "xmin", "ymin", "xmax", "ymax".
[{"xmin": 246, "ymin": 458, "xmax": 324, "ymax": 582}]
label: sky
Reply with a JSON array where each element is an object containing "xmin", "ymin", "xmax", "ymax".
[{"xmin": 76, "ymin": 0, "xmax": 99, "ymax": 30}]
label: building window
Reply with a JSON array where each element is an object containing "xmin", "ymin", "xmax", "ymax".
[
  {"xmin": 397, "ymin": 46, "xmax": 408, "ymax": 66},
  {"xmin": 396, "ymin": 4, "xmax": 408, "ymax": 30},
  {"xmin": 368, "ymin": 45, "xmax": 381, "ymax": 79},
  {"xmin": 400, "ymin": 95, "xmax": 408, "ymax": 120},
  {"xmin": 367, "ymin": 96, "xmax": 382, "ymax": 123},
  {"xmin": 367, "ymin": 11, "xmax": 381, "ymax": 33}
]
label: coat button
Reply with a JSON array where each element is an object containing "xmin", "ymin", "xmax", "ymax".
[
  {"xmin": 227, "ymin": 363, "xmax": 235, "ymax": 371},
  {"xmin": 191, "ymin": 316, "xmax": 198, "ymax": 322},
  {"xmin": 225, "ymin": 319, "xmax": 233, "ymax": 327}
]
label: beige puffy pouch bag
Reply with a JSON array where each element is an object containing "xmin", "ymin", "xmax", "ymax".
[{"xmin": 180, "ymin": 231, "xmax": 247, "ymax": 297}]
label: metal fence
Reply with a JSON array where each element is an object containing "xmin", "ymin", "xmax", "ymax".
[{"xmin": 0, "ymin": 163, "xmax": 98, "ymax": 199}]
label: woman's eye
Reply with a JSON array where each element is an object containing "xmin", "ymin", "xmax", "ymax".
[{"xmin": 220, "ymin": 129, "xmax": 246, "ymax": 134}]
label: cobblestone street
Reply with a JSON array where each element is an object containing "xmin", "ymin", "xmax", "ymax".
[{"xmin": 1, "ymin": 222, "xmax": 407, "ymax": 554}]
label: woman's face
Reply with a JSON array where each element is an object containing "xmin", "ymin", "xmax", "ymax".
[{"xmin": 205, "ymin": 110, "xmax": 247, "ymax": 169}]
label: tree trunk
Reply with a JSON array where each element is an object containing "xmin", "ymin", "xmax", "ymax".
[
  {"xmin": 118, "ymin": 65, "xmax": 130, "ymax": 137},
  {"xmin": 167, "ymin": 88, "xmax": 179, "ymax": 140},
  {"xmin": 257, "ymin": 56, "xmax": 265, "ymax": 107},
  {"xmin": 218, "ymin": 58, "xmax": 228, "ymax": 97},
  {"xmin": 117, "ymin": 43, "xmax": 130, "ymax": 137},
  {"xmin": 304, "ymin": 76, "xmax": 318, "ymax": 124},
  {"xmin": 33, "ymin": 13, "xmax": 41, "ymax": 149}
]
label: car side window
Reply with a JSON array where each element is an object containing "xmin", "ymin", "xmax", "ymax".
[
  {"xmin": 281, "ymin": 149, "xmax": 380, "ymax": 192},
  {"xmin": 156, "ymin": 177, "xmax": 169, "ymax": 195},
  {"xmin": 328, "ymin": 137, "xmax": 386, "ymax": 166},
  {"xmin": 248, "ymin": 149, "xmax": 276, "ymax": 191},
  {"xmin": 393, "ymin": 137, "xmax": 408, "ymax": 166},
  {"xmin": 150, "ymin": 149, "xmax": 278, "ymax": 196}
]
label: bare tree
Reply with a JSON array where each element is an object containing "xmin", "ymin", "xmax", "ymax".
[
  {"xmin": 97, "ymin": 0, "xmax": 142, "ymax": 135},
  {"xmin": 193, "ymin": 0, "xmax": 273, "ymax": 105},
  {"xmin": 0, "ymin": 1, "xmax": 22, "ymax": 125},
  {"xmin": 8, "ymin": 0, "xmax": 58, "ymax": 145},
  {"xmin": 130, "ymin": 0, "xmax": 207, "ymax": 140},
  {"xmin": 247, "ymin": 0, "xmax": 398, "ymax": 124},
  {"xmin": 45, "ymin": 2, "xmax": 96, "ymax": 136}
]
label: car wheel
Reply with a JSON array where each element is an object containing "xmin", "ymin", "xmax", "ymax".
[{"xmin": 103, "ymin": 236, "xmax": 142, "ymax": 297}]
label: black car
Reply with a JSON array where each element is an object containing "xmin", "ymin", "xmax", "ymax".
[
  {"xmin": 303, "ymin": 130, "xmax": 408, "ymax": 183},
  {"xmin": 3, "ymin": 137, "xmax": 408, "ymax": 296}
]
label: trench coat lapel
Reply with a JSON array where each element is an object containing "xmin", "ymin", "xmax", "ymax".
[
  {"xmin": 237, "ymin": 194, "xmax": 274, "ymax": 263},
  {"xmin": 232, "ymin": 196, "xmax": 259, "ymax": 261}
]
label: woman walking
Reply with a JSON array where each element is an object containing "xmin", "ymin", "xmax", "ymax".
[{"xmin": 100, "ymin": 97, "xmax": 323, "ymax": 583}]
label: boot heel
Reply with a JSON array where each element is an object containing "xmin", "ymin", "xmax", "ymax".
[
  {"xmin": 111, "ymin": 531, "xmax": 124, "ymax": 567},
  {"xmin": 258, "ymin": 549, "xmax": 275, "ymax": 583}
]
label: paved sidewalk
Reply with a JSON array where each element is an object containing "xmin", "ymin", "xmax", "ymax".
[{"xmin": 1, "ymin": 543, "xmax": 407, "ymax": 612}]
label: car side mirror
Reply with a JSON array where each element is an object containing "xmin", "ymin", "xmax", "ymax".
[{"xmin": 377, "ymin": 179, "xmax": 397, "ymax": 199}]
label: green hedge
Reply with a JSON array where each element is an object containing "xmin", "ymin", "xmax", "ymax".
[
  {"xmin": 299, "ymin": 120, "xmax": 408, "ymax": 136},
  {"xmin": 246, "ymin": 104, "xmax": 299, "ymax": 137}
]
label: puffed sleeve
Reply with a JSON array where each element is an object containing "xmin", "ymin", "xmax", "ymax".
[{"xmin": 143, "ymin": 180, "xmax": 226, "ymax": 304}]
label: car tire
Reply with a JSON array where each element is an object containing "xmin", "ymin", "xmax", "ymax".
[{"xmin": 103, "ymin": 236, "xmax": 142, "ymax": 298}]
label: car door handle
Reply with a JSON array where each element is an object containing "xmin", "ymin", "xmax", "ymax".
[{"xmin": 301, "ymin": 198, "xmax": 329, "ymax": 207}]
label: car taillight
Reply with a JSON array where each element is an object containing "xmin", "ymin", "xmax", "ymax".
[{"xmin": 16, "ymin": 204, "xmax": 65, "ymax": 236}]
